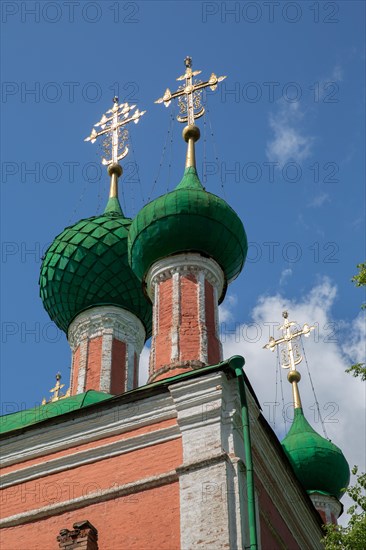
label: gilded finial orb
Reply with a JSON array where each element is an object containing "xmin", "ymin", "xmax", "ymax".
[
  {"xmin": 185, "ymin": 56, "xmax": 192, "ymax": 68},
  {"xmin": 182, "ymin": 125, "xmax": 200, "ymax": 143},
  {"xmin": 288, "ymin": 370, "xmax": 301, "ymax": 384},
  {"xmin": 108, "ymin": 163, "xmax": 123, "ymax": 177}
]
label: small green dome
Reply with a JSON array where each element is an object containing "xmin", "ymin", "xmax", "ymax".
[
  {"xmin": 39, "ymin": 197, "xmax": 152, "ymax": 336},
  {"xmin": 282, "ymin": 408, "xmax": 350, "ymax": 500},
  {"xmin": 128, "ymin": 167, "xmax": 247, "ymax": 297}
]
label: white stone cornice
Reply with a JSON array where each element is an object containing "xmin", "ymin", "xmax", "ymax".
[
  {"xmin": 68, "ymin": 306, "xmax": 146, "ymax": 352},
  {"xmin": 309, "ymin": 492, "xmax": 342, "ymax": 522},
  {"xmin": 197, "ymin": 270, "xmax": 208, "ymax": 363},
  {"xmin": 1, "ymin": 425, "xmax": 180, "ymax": 489},
  {"xmin": 146, "ymin": 253, "xmax": 225, "ymax": 300},
  {"xmin": 0, "ymin": 393, "xmax": 177, "ymax": 468}
]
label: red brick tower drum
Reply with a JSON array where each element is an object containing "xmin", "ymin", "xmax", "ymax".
[
  {"xmin": 129, "ymin": 155, "xmax": 248, "ymax": 382},
  {"xmin": 146, "ymin": 254, "xmax": 224, "ymax": 381}
]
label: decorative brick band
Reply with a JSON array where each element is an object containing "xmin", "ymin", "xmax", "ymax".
[
  {"xmin": 308, "ymin": 492, "xmax": 342, "ymax": 525},
  {"xmin": 148, "ymin": 360, "xmax": 204, "ymax": 384},
  {"xmin": 67, "ymin": 306, "xmax": 146, "ymax": 396},
  {"xmin": 68, "ymin": 306, "xmax": 145, "ymax": 351},
  {"xmin": 146, "ymin": 254, "xmax": 224, "ymax": 382},
  {"xmin": 146, "ymin": 253, "xmax": 225, "ymax": 300}
]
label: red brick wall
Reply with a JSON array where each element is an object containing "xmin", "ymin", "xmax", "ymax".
[
  {"xmin": 1, "ymin": 428, "xmax": 182, "ymax": 550},
  {"xmin": 256, "ymin": 474, "xmax": 302, "ymax": 549},
  {"xmin": 150, "ymin": 272, "xmax": 222, "ymax": 382},
  {"xmin": 1, "ymin": 483, "xmax": 180, "ymax": 550},
  {"xmin": 180, "ymin": 274, "xmax": 200, "ymax": 362},
  {"xmin": 110, "ymin": 339, "xmax": 127, "ymax": 394},
  {"xmin": 154, "ymin": 278, "xmax": 173, "ymax": 371},
  {"xmin": 2, "ymin": 439, "xmax": 182, "ymax": 518},
  {"xmin": 84, "ymin": 337, "xmax": 102, "ymax": 392}
]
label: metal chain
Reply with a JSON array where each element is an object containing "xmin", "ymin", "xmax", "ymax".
[
  {"xmin": 148, "ymin": 110, "xmax": 175, "ymax": 202},
  {"xmin": 300, "ymin": 338, "xmax": 329, "ymax": 438},
  {"xmin": 278, "ymin": 346, "xmax": 288, "ymax": 435},
  {"xmin": 206, "ymin": 105, "xmax": 226, "ymax": 199}
]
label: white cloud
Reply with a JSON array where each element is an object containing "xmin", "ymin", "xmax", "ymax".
[
  {"xmin": 317, "ymin": 65, "xmax": 343, "ymax": 101},
  {"xmin": 332, "ymin": 65, "xmax": 343, "ymax": 82},
  {"xmin": 279, "ymin": 267, "xmax": 293, "ymax": 286},
  {"xmin": 342, "ymin": 312, "xmax": 366, "ymax": 365},
  {"xmin": 307, "ymin": 192, "xmax": 331, "ymax": 208},
  {"xmin": 219, "ymin": 294, "xmax": 238, "ymax": 323},
  {"xmin": 266, "ymin": 101, "xmax": 313, "ymax": 167}
]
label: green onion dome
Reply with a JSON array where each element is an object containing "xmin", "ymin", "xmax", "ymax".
[
  {"xmin": 282, "ymin": 408, "xmax": 350, "ymax": 500},
  {"xmin": 128, "ymin": 167, "xmax": 248, "ymax": 300},
  {"xmin": 39, "ymin": 197, "xmax": 152, "ymax": 337}
]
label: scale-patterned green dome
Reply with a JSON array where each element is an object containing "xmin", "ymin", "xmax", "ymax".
[
  {"xmin": 282, "ymin": 408, "xmax": 350, "ymax": 500},
  {"xmin": 39, "ymin": 198, "xmax": 152, "ymax": 336},
  {"xmin": 128, "ymin": 167, "xmax": 247, "ymax": 298}
]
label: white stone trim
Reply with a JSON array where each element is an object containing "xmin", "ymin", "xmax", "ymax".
[
  {"xmin": 100, "ymin": 332, "xmax": 113, "ymax": 392},
  {"xmin": 170, "ymin": 271, "xmax": 180, "ymax": 362},
  {"xmin": 309, "ymin": 492, "xmax": 342, "ymax": 523},
  {"xmin": 68, "ymin": 306, "xmax": 145, "ymax": 354},
  {"xmin": 149, "ymin": 281, "xmax": 159, "ymax": 376},
  {"xmin": 146, "ymin": 253, "xmax": 225, "ymax": 301},
  {"xmin": 214, "ymin": 285, "xmax": 223, "ymax": 360},
  {"xmin": 0, "ymin": 470, "xmax": 178, "ymax": 528},
  {"xmin": 197, "ymin": 270, "xmax": 208, "ymax": 363},
  {"xmin": 76, "ymin": 338, "xmax": 88, "ymax": 394},
  {"xmin": 1, "ymin": 425, "xmax": 180, "ymax": 489},
  {"xmin": 1, "ymin": 393, "xmax": 177, "ymax": 468}
]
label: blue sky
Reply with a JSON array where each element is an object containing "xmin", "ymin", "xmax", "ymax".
[{"xmin": 1, "ymin": 0, "xmax": 365, "ymax": 519}]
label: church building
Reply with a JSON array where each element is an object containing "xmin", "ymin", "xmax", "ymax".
[{"xmin": 0, "ymin": 58, "xmax": 349, "ymax": 550}]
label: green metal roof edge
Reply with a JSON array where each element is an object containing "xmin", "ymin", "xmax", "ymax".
[
  {"xmin": 146, "ymin": 355, "xmax": 244, "ymax": 388},
  {"xmin": 307, "ymin": 489, "xmax": 333, "ymax": 497},
  {"xmin": 0, "ymin": 390, "xmax": 114, "ymax": 435},
  {"xmin": 0, "ymin": 357, "xmax": 246, "ymax": 436}
]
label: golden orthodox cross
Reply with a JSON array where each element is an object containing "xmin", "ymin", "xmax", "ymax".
[
  {"xmin": 263, "ymin": 311, "xmax": 314, "ymax": 408},
  {"xmin": 85, "ymin": 97, "xmax": 146, "ymax": 167},
  {"xmin": 42, "ymin": 373, "xmax": 70, "ymax": 405},
  {"xmin": 155, "ymin": 56, "xmax": 226, "ymax": 127}
]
